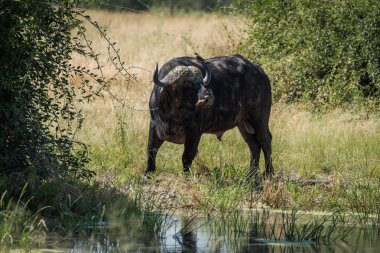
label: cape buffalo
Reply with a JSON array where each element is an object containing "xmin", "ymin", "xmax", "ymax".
[{"xmin": 146, "ymin": 54, "xmax": 273, "ymax": 182}]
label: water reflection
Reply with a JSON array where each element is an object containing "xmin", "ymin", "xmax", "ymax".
[{"xmin": 30, "ymin": 214, "xmax": 380, "ymax": 253}]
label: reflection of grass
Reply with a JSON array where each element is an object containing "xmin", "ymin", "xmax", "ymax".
[
  {"xmin": 109, "ymin": 179, "xmax": 176, "ymax": 241},
  {"xmin": 279, "ymin": 209, "xmax": 355, "ymax": 243},
  {"xmin": 175, "ymin": 208, "xmax": 369, "ymax": 252},
  {"xmin": 208, "ymin": 208, "xmax": 362, "ymax": 245}
]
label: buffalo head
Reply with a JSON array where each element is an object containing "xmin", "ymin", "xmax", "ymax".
[{"xmin": 153, "ymin": 62, "xmax": 214, "ymax": 112}]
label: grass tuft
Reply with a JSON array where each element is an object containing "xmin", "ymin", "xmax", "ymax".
[{"xmin": 0, "ymin": 186, "xmax": 47, "ymax": 251}]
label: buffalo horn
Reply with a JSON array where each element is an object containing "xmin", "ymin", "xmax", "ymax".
[
  {"xmin": 153, "ymin": 63, "xmax": 170, "ymax": 88},
  {"xmin": 198, "ymin": 60, "xmax": 211, "ymax": 87}
]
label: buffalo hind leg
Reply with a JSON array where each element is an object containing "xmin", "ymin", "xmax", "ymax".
[
  {"xmin": 182, "ymin": 133, "xmax": 201, "ymax": 173},
  {"xmin": 255, "ymin": 121, "xmax": 274, "ymax": 178},
  {"xmin": 238, "ymin": 122, "xmax": 262, "ymax": 187},
  {"xmin": 145, "ymin": 121, "xmax": 164, "ymax": 174}
]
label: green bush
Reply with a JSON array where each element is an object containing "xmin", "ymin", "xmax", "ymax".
[
  {"xmin": 237, "ymin": 0, "xmax": 380, "ymax": 109},
  {"xmin": 0, "ymin": 0, "xmax": 128, "ymax": 195}
]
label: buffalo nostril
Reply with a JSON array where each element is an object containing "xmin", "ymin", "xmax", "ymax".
[
  {"xmin": 205, "ymin": 95, "xmax": 214, "ymax": 105},
  {"xmin": 196, "ymin": 95, "xmax": 214, "ymax": 108}
]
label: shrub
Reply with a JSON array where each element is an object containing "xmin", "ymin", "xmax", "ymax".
[
  {"xmin": 237, "ymin": 0, "xmax": 380, "ymax": 109},
  {"xmin": 0, "ymin": 0, "xmax": 128, "ymax": 195}
]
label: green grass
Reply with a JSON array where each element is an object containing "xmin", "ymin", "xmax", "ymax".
[
  {"xmin": 0, "ymin": 186, "xmax": 47, "ymax": 251},
  {"xmin": 78, "ymin": 101, "xmax": 380, "ymax": 217}
]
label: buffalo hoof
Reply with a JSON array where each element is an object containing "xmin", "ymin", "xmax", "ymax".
[
  {"xmin": 183, "ymin": 167, "xmax": 192, "ymax": 176},
  {"xmin": 144, "ymin": 169, "xmax": 155, "ymax": 179},
  {"xmin": 142, "ymin": 172, "xmax": 152, "ymax": 180}
]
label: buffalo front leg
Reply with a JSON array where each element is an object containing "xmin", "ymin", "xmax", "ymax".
[
  {"xmin": 182, "ymin": 132, "xmax": 201, "ymax": 173},
  {"xmin": 145, "ymin": 121, "xmax": 164, "ymax": 174}
]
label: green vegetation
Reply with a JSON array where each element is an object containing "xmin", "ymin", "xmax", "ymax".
[
  {"xmin": 0, "ymin": 0, "xmax": 379, "ymax": 251},
  {"xmin": 236, "ymin": 0, "xmax": 380, "ymax": 109},
  {"xmin": 0, "ymin": 187, "xmax": 46, "ymax": 251},
  {"xmin": 208, "ymin": 208, "xmax": 361, "ymax": 244},
  {"xmin": 0, "ymin": 0, "xmax": 118, "ymax": 195},
  {"xmin": 0, "ymin": 0, "xmax": 131, "ymax": 248}
]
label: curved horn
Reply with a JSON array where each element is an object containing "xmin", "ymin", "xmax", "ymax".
[
  {"xmin": 198, "ymin": 60, "xmax": 211, "ymax": 87},
  {"xmin": 153, "ymin": 63, "xmax": 169, "ymax": 87}
]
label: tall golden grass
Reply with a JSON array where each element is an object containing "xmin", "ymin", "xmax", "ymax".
[{"xmin": 73, "ymin": 10, "xmax": 243, "ymax": 82}]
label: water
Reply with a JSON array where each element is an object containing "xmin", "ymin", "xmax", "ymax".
[{"xmin": 19, "ymin": 215, "xmax": 380, "ymax": 253}]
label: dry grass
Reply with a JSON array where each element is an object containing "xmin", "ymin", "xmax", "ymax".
[{"xmin": 73, "ymin": 10, "xmax": 243, "ymax": 84}]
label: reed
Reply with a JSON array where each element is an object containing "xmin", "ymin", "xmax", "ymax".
[{"xmin": 0, "ymin": 186, "xmax": 47, "ymax": 250}]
